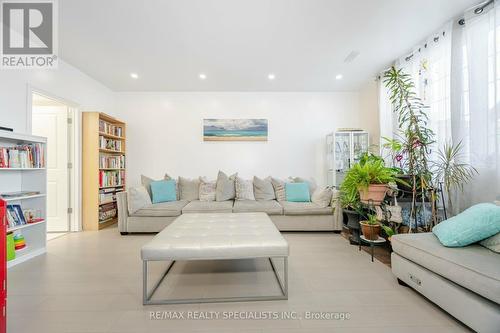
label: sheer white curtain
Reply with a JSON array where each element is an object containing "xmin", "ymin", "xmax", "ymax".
[
  {"xmin": 379, "ymin": 3, "xmax": 500, "ymax": 210},
  {"xmin": 379, "ymin": 23, "xmax": 452, "ymax": 163},
  {"xmin": 451, "ymin": 0, "xmax": 500, "ymax": 208}
]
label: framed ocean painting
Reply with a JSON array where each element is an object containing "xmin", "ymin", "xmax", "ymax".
[{"xmin": 203, "ymin": 119, "xmax": 268, "ymax": 141}]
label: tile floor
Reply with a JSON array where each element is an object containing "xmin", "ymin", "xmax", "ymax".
[{"xmin": 7, "ymin": 226, "xmax": 471, "ymax": 333}]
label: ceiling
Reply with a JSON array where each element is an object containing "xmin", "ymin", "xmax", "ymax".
[{"xmin": 59, "ymin": 0, "xmax": 478, "ymax": 92}]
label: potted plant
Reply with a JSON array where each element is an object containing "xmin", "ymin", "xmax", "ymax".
[
  {"xmin": 432, "ymin": 140, "xmax": 477, "ymax": 217},
  {"xmin": 383, "ymin": 67, "xmax": 437, "ymax": 230},
  {"xmin": 359, "ymin": 214, "xmax": 381, "ymax": 240},
  {"xmin": 346, "ymin": 159, "xmax": 400, "ymax": 205}
]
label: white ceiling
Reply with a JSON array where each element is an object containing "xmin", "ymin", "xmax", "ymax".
[{"xmin": 60, "ymin": 0, "xmax": 478, "ymax": 92}]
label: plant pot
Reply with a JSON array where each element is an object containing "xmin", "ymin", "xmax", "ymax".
[
  {"xmin": 343, "ymin": 208, "xmax": 362, "ymax": 245},
  {"xmin": 359, "ymin": 184, "xmax": 388, "ymax": 205},
  {"xmin": 360, "ymin": 221, "xmax": 381, "ymax": 240}
]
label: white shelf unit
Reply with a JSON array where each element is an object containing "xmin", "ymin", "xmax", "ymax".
[
  {"xmin": 0, "ymin": 130, "xmax": 47, "ymax": 268},
  {"xmin": 326, "ymin": 130, "xmax": 369, "ymax": 187}
]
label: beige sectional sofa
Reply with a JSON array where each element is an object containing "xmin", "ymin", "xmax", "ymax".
[
  {"xmin": 117, "ymin": 192, "xmax": 342, "ymax": 234},
  {"xmin": 391, "ymin": 233, "xmax": 500, "ymax": 333}
]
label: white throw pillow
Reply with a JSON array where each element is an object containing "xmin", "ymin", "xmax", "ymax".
[
  {"xmin": 178, "ymin": 176, "xmax": 200, "ymax": 201},
  {"xmin": 271, "ymin": 177, "xmax": 287, "ymax": 202},
  {"xmin": 127, "ymin": 186, "xmax": 152, "ymax": 214},
  {"xmin": 253, "ymin": 176, "xmax": 276, "ymax": 201},
  {"xmin": 311, "ymin": 188, "xmax": 333, "ymax": 208},
  {"xmin": 235, "ymin": 177, "xmax": 255, "ymax": 200},
  {"xmin": 216, "ymin": 171, "xmax": 238, "ymax": 201},
  {"xmin": 199, "ymin": 177, "xmax": 216, "ymax": 202}
]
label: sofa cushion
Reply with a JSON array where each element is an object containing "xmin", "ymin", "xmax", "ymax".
[
  {"xmin": 131, "ymin": 200, "xmax": 189, "ymax": 217},
  {"xmin": 235, "ymin": 177, "xmax": 255, "ymax": 201},
  {"xmin": 391, "ymin": 232, "xmax": 500, "ymax": 304},
  {"xmin": 281, "ymin": 201, "xmax": 332, "ymax": 215},
  {"xmin": 290, "ymin": 176, "xmax": 318, "ymax": 194},
  {"xmin": 253, "ymin": 176, "xmax": 276, "ymax": 201},
  {"xmin": 127, "ymin": 186, "xmax": 152, "ymax": 214},
  {"xmin": 233, "ymin": 200, "xmax": 283, "ymax": 215},
  {"xmin": 480, "ymin": 232, "xmax": 500, "ymax": 253},
  {"xmin": 150, "ymin": 179, "xmax": 177, "ymax": 203},
  {"xmin": 216, "ymin": 171, "xmax": 237, "ymax": 201},
  {"xmin": 285, "ymin": 182, "xmax": 311, "ymax": 202},
  {"xmin": 182, "ymin": 200, "xmax": 234, "ymax": 213},
  {"xmin": 271, "ymin": 178, "xmax": 286, "ymax": 202},
  {"xmin": 178, "ymin": 177, "xmax": 200, "ymax": 201},
  {"xmin": 199, "ymin": 177, "xmax": 216, "ymax": 202},
  {"xmin": 141, "ymin": 174, "xmax": 178, "ymax": 200},
  {"xmin": 311, "ymin": 188, "xmax": 333, "ymax": 208},
  {"xmin": 432, "ymin": 203, "xmax": 500, "ymax": 247}
]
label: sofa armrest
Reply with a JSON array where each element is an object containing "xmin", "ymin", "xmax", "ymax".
[{"xmin": 117, "ymin": 191, "xmax": 129, "ymax": 233}]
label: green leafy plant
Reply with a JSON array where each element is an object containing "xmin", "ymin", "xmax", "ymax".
[
  {"xmin": 365, "ymin": 214, "xmax": 379, "ymax": 225},
  {"xmin": 432, "ymin": 140, "xmax": 478, "ymax": 214},
  {"xmin": 340, "ymin": 159, "xmax": 402, "ymax": 208},
  {"xmin": 381, "ymin": 225, "xmax": 395, "ymax": 238},
  {"xmin": 383, "ymin": 66, "xmax": 436, "ymax": 229},
  {"xmin": 359, "ymin": 151, "xmax": 385, "ymax": 167}
]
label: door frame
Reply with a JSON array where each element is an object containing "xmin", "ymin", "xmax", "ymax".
[{"xmin": 27, "ymin": 85, "xmax": 82, "ymax": 232}]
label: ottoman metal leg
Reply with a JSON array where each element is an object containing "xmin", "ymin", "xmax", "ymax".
[{"xmin": 143, "ymin": 257, "xmax": 288, "ymax": 305}]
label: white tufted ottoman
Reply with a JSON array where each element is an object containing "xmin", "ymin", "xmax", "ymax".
[{"xmin": 141, "ymin": 212, "xmax": 289, "ymax": 305}]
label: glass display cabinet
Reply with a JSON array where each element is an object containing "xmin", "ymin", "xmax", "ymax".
[{"xmin": 326, "ymin": 130, "xmax": 369, "ymax": 187}]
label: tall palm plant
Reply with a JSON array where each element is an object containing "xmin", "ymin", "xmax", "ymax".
[{"xmin": 433, "ymin": 141, "xmax": 478, "ymax": 216}]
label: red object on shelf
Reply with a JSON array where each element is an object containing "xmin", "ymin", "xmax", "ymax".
[{"xmin": 0, "ymin": 199, "xmax": 6, "ymax": 333}]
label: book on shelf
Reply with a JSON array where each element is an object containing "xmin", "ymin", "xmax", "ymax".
[
  {"xmin": 99, "ymin": 202, "xmax": 117, "ymax": 222},
  {"xmin": 99, "ymin": 120, "xmax": 123, "ymax": 137},
  {"xmin": 99, "ymin": 136, "xmax": 122, "ymax": 152},
  {"xmin": 99, "ymin": 154, "xmax": 125, "ymax": 169},
  {"xmin": 0, "ymin": 143, "xmax": 44, "ymax": 168},
  {"xmin": 0, "ymin": 190, "xmax": 41, "ymax": 199},
  {"xmin": 99, "ymin": 170, "xmax": 125, "ymax": 188},
  {"xmin": 99, "ymin": 187, "xmax": 123, "ymax": 204},
  {"xmin": 6, "ymin": 204, "xmax": 26, "ymax": 228},
  {"xmin": 5, "ymin": 204, "xmax": 42, "ymax": 228}
]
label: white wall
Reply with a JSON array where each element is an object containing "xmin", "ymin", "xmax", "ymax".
[
  {"xmin": 114, "ymin": 92, "xmax": 361, "ymax": 187},
  {"xmin": 0, "ymin": 60, "xmax": 115, "ymax": 133},
  {"xmin": 359, "ymin": 80, "xmax": 380, "ymax": 150}
]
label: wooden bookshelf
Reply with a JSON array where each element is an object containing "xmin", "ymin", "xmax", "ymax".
[
  {"xmin": 0, "ymin": 130, "xmax": 47, "ymax": 268},
  {"xmin": 82, "ymin": 112, "xmax": 126, "ymax": 231}
]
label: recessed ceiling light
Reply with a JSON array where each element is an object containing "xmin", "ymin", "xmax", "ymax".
[
  {"xmin": 335, "ymin": 74, "xmax": 343, "ymax": 80},
  {"xmin": 199, "ymin": 73, "xmax": 207, "ymax": 80},
  {"xmin": 130, "ymin": 73, "xmax": 139, "ymax": 79},
  {"xmin": 268, "ymin": 73, "xmax": 276, "ymax": 80}
]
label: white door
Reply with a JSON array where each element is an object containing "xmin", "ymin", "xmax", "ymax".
[{"xmin": 32, "ymin": 106, "xmax": 69, "ymax": 232}]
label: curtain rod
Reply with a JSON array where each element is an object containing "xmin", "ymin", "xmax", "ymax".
[
  {"xmin": 377, "ymin": 0, "xmax": 495, "ymax": 78},
  {"xmin": 458, "ymin": 0, "xmax": 494, "ymax": 25}
]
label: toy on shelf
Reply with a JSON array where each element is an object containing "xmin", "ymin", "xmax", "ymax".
[{"xmin": 13, "ymin": 232, "xmax": 26, "ymax": 251}]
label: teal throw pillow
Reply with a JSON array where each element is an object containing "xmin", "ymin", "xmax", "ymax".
[
  {"xmin": 432, "ymin": 203, "xmax": 500, "ymax": 247},
  {"xmin": 150, "ymin": 179, "xmax": 177, "ymax": 204},
  {"xmin": 285, "ymin": 182, "xmax": 310, "ymax": 202}
]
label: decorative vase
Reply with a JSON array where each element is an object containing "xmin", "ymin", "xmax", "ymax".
[
  {"xmin": 359, "ymin": 221, "xmax": 381, "ymax": 240},
  {"xmin": 359, "ymin": 184, "xmax": 388, "ymax": 204}
]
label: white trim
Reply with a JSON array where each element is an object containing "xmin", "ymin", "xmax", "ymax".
[
  {"xmin": 28, "ymin": 86, "xmax": 83, "ymax": 232},
  {"xmin": 70, "ymin": 107, "xmax": 82, "ymax": 232}
]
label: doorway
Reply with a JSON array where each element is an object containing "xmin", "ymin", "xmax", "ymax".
[{"xmin": 31, "ymin": 93, "xmax": 76, "ymax": 234}]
